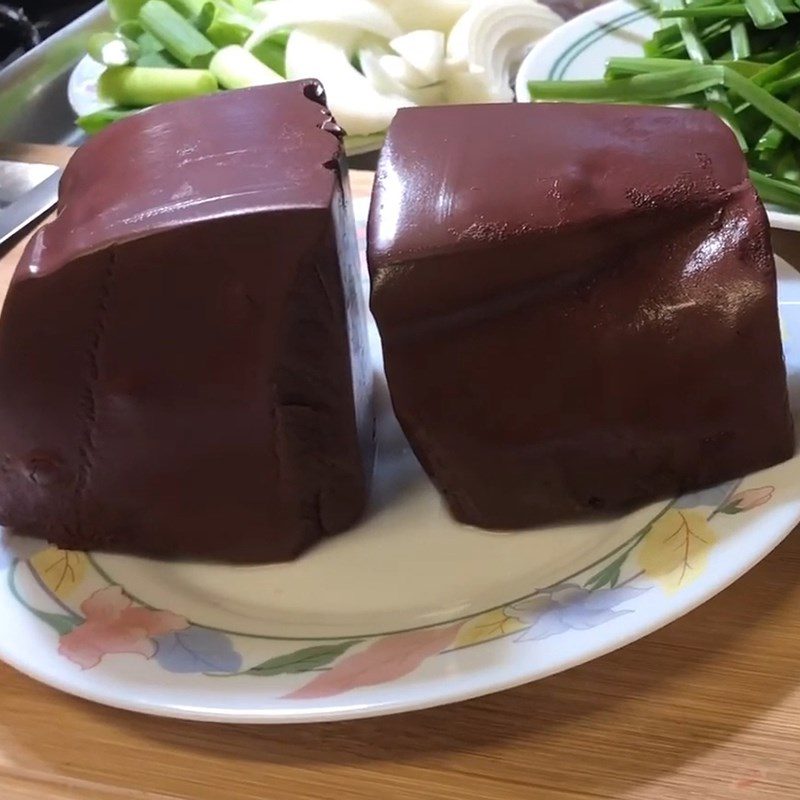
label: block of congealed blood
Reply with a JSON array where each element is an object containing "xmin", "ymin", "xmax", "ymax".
[
  {"xmin": 368, "ymin": 102, "xmax": 794, "ymax": 529},
  {"xmin": 0, "ymin": 80, "xmax": 374, "ymax": 562}
]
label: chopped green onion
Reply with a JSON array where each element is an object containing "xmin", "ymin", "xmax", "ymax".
[
  {"xmin": 731, "ymin": 21, "xmax": 752, "ymax": 57},
  {"xmin": 77, "ymin": 107, "xmax": 143, "ymax": 134},
  {"xmin": 529, "ymin": 65, "xmax": 725, "ymax": 102},
  {"xmin": 749, "ymin": 169, "xmax": 800, "ymax": 208},
  {"xmin": 249, "ymin": 32, "xmax": 288, "ymax": 76},
  {"xmin": 136, "ymin": 30, "xmax": 163, "ymax": 55},
  {"xmin": 162, "ymin": 0, "xmax": 207, "ymax": 21},
  {"xmin": 209, "ymin": 44, "xmax": 282, "ymax": 88},
  {"xmin": 98, "ymin": 65, "xmax": 218, "ymax": 106},
  {"xmin": 108, "ymin": 0, "xmax": 147, "ymax": 22},
  {"xmin": 88, "ymin": 32, "xmax": 140, "ymax": 66},
  {"xmin": 751, "ymin": 49, "xmax": 800, "ymax": 86},
  {"xmin": 199, "ymin": 3, "xmax": 256, "ymax": 47},
  {"xmin": 139, "ymin": 0, "xmax": 217, "ymax": 68},
  {"xmin": 724, "ymin": 66, "xmax": 800, "ymax": 138},
  {"xmin": 117, "ymin": 20, "xmax": 145, "ymax": 40},
  {"xmin": 136, "ymin": 50, "xmax": 181, "ymax": 68},
  {"xmin": 605, "ymin": 56, "xmax": 697, "ymax": 77},
  {"xmin": 743, "ymin": 0, "xmax": 786, "ymax": 27}
]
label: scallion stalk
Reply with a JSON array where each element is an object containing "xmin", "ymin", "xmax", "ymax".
[
  {"xmin": 529, "ymin": 65, "xmax": 725, "ymax": 102},
  {"xmin": 88, "ymin": 32, "xmax": 140, "ymax": 66},
  {"xmin": 108, "ymin": 0, "xmax": 147, "ymax": 22},
  {"xmin": 209, "ymin": 44, "xmax": 282, "ymax": 88},
  {"xmin": 98, "ymin": 65, "xmax": 218, "ymax": 106},
  {"xmin": 749, "ymin": 169, "xmax": 800, "ymax": 208},
  {"xmin": 731, "ymin": 21, "xmax": 752, "ymax": 57},
  {"xmin": 743, "ymin": 0, "xmax": 786, "ymax": 27},
  {"xmin": 139, "ymin": 0, "xmax": 217, "ymax": 68},
  {"xmin": 77, "ymin": 107, "xmax": 142, "ymax": 134}
]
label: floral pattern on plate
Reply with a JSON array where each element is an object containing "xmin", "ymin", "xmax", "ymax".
[{"xmin": 6, "ymin": 480, "xmax": 773, "ymax": 700}]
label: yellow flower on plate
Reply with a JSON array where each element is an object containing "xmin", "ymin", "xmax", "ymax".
[{"xmin": 637, "ymin": 509, "xmax": 717, "ymax": 594}]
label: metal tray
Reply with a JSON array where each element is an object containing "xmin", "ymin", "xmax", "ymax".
[{"xmin": 0, "ymin": 3, "xmax": 107, "ymax": 145}]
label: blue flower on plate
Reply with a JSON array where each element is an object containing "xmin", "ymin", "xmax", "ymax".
[
  {"xmin": 510, "ymin": 584, "xmax": 649, "ymax": 642},
  {"xmin": 153, "ymin": 626, "xmax": 243, "ymax": 674}
]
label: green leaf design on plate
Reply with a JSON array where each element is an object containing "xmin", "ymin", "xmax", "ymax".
[
  {"xmin": 245, "ymin": 640, "xmax": 363, "ymax": 677},
  {"xmin": 36, "ymin": 611, "xmax": 78, "ymax": 636},
  {"xmin": 584, "ymin": 552, "xmax": 628, "ymax": 591}
]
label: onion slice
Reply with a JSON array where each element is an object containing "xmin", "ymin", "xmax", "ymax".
[
  {"xmin": 389, "ymin": 29, "xmax": 446, "ymax": 83},
  {"xmin": 285, "ymin": 26, "xmax": 411, "ymax": 136},
  {"xmin": 247, "ymin": 0, "xmax": 402, "ymax": 50},
  {"xmin": 446, "ymin": 0, "xmax": 562, "ymax": 101}
]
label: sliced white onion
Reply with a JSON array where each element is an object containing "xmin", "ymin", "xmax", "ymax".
[
  {"xmin": 285, "ymin": 26, "xmax": 411, "ymax": 137},
  {"xmin": 360, "ymin": 46, "xmax": 445, "ymax": 104},
  {"xmin": 370, "ymin": 0, "xmax": 475, "ymax": 32},
  {"xmin": 378, "ymin": 54, "xmax": 430, "ymax": 89},
  {"xmin": 446, "ymin": 0, "xmax": 562, "ymax": 101},
  {"xmin": 389, "ymin": 30, "xmax": 446, "ymax": 84},
  {"xmin": 247, "ymin": 0, "xmax": 402, "ymax": 50}
]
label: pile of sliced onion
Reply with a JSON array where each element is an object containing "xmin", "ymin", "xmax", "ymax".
[{"xmin": 246, "ymin": 0, "xmax": 562, "ymax": 139}]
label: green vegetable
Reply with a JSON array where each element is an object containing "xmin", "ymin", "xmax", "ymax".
[
  {"xmin": 731, "ymin": 21, "xmax": 752, "ymax": 57},
  {"xmin": 136, "ymin": 30, "xmax": 164, "ymax": 55},
  {"xmin": 742, "ymin": 0, "xmax": 786, "ymax": 28},
  {"xmin": 139, "ymin": 0, "xmax": 217, "ymax": 67},
  {"xmin": 209, "ymin": 44, "xmax": 282, "ymax": 88},
  {"xmin": 108, "ymin": 0, "xmax": 148, "ymax": 22},
  {"xmin": 98, "ymin": 65, "xmax": 218, "ymax": 106},
  {"xmin": 117, "ymin": 20, "xmax": 145, "ymax": 40},
  {"xmin": 136, "ymin": 50, "xmax": 181, "ymax": 67},
  {"xmin": 162, "ymin": 0, "xmax": 208, "ymax": 21},
  {"xmin": 532, "ymin": 0, "xmax": 800, "ymax": 212},
  {"xmin": 749, "ymin": 169, "xmax": 800, "ymax": 208},
  {"xmin": 529, "ymin": 65, "xmax": 726, "ymax": 101},
  {"xmin": 87, "ymin": 32, "xmax": 140, "ymax": 66},
  {"xmin": 199, "ymin": 3, "xmax": 256, "ymax": 47},
  {"xmin": 77, "ymin": 107, "xmax": 143, "ymax": 134},
  {"xmin": 249, "ymin": 31, "xmax": 289, "ymax": 76}
]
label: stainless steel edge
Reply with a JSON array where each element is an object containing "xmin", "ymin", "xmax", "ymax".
[
  {"xmin": 0, "ymin": 168, "xmax": 61, "ymax": 247},
  {"xmin": 0, "ymin": 3, "xmax": 110, "ymax": 144}
]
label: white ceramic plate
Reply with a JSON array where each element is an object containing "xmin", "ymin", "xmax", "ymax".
[
  {"xmin": 2, "ymin": 189, "xmax": 800, "ymax": 724},
  {"xmin": 515, "ymin": 0, "xmax": 800, "ymax": 232}
]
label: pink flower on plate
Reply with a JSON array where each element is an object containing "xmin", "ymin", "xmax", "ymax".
[
  {"xmin": 59, "ymin": 586, "xmax": 188, "ymax": 669},
  {"xmin": 722, "ymin": 486, "xmax": 775, "ymax": 515}
]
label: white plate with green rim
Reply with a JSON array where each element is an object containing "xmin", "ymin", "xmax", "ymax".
[
  {"xmin": 514, "ymin": 0, "xmax": 800, "ymax": 232},
  {"xmin": 2, "ymin": 185, "xmax": 800, "ymax": 723}
]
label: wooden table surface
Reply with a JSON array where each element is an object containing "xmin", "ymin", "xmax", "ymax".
[{"xmin": 3, "ymin": 146, "xmax": 800, "ymax": 800}]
